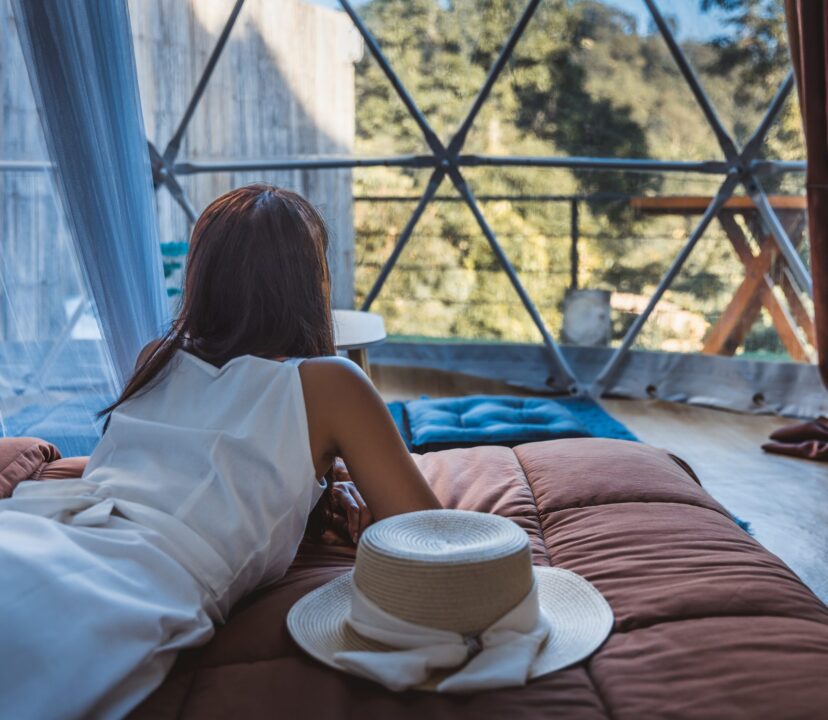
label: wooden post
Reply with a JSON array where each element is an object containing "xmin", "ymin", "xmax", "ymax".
[{"xmin": 703, "ymin": 210, "xmax": 811, "ymax": 361}]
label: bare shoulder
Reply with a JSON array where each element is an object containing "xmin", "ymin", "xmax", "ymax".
[
  {"xmin": 298, "ymin": 356, "xmax": 371, "ymax": 388},
  {"xmin": 298, "ymin": 356, "xmax": 385, "ymax": 415}
]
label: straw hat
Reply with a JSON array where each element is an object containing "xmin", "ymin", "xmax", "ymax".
[{"xmin": 287, "ymin": 509, "xmax": 613, "ymax": 692}]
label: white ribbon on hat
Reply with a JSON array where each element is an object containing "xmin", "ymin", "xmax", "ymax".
[{"xmin": 333, "ymin": 580, "xmax": 551, "ymax": 693}]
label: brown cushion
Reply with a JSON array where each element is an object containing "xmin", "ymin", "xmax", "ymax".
[
  {"xmin": 0, "ymin": 436, "xmax": 61, "ymax": 498},
  {"xmin": 133, "ymin": 439, "xmax": 828, "ymax": 719},
  {"xmin": 37, "ymin": 456, "xmax": 89, "ymax": 480}
]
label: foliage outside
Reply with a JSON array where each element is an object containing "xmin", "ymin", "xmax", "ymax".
[{"xmin": 352, "ymin": 0, "xmax": 808, "ymax": 359}]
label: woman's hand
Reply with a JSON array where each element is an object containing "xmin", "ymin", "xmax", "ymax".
[
  {"xmin": 320, "ymin": 458, "xmax": 374, "ymax": 545},
  {"xmin": 330, "ymin": 480, "xmax": 373, "ymax": 544}
]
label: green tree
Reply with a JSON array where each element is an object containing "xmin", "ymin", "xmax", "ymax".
[{"xmin": 700, "ymin": 0, "xmax": 803, "ymax": 160}]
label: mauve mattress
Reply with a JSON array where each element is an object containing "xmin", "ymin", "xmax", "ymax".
[{"xmin": 132, "ymin": 439, "xmax": 828, "ymax": 719}]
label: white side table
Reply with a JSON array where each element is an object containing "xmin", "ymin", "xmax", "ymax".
[{"xmin": 332, "ymin": 309, "xmax": 386, "ymax": 377}]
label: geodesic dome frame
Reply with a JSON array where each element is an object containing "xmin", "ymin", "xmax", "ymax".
[{"xmin": 138, "ymin": 0, "xmax": 809, "ymax": 397}]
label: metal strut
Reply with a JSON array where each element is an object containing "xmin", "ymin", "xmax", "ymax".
[{"xmin": 140, "ymin": 0, "xmax": 810, "ymax": 398}]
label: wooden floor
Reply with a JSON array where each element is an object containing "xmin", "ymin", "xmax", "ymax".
[{"xmin": 373, "ymin": 365, "xmax": 828, "ymax": 604}]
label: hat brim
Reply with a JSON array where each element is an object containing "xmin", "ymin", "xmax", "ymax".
[{"xmin": 287, "ymin": 566, "xmax": 614, "ymax": 691}]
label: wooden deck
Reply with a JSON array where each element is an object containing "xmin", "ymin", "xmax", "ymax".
[{"xmin": 374, "ymin": 365, "xmax": 828, "ymax": 604}]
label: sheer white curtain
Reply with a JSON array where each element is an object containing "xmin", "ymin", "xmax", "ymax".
[{"xmin": 11, "ymin": 0, "xmax": 168, "ymax": 386}]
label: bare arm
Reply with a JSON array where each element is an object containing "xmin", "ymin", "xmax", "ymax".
[{"xmin": 299, "ymin": 356, "xmax": 440, "ymax": 520}]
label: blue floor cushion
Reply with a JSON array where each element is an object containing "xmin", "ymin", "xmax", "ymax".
[{"xmin": 388, "ymin": 394, "xmax": 637, "ymax": 453}]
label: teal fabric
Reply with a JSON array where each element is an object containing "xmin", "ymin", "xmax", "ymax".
[
  {"xmin": 3, "ymin": 397, "xmax": 105, "ymax": 457},
  {"xmin": 554, "ymin": 396, "xmax": 638, "ymax": 443}
]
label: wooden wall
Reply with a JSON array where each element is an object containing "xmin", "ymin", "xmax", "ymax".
[
  {"xmin": 0, "ymin": 0, "xmax": 359, "ymax": 344},
  {"xmin": 130, "ymin": 0, "xmax": 359, "ymax": 308},
  {"xmin": 0, "ymin": 0, "xmax": 78, "ymax": 343}
]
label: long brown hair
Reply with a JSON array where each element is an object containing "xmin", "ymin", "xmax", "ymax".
[{"xmin": 101, "ymin": 184, "xmax": 335, "ymax": 416}]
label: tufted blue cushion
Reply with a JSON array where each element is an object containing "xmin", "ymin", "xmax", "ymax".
[{"xmin": 404, "ymin": 395, "xmax": 591, "ymax": 452}]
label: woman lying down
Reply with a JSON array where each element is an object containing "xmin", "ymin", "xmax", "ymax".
[{"xmin": 0, "ymin": 184, "xmax": 441, "ymax": 719}]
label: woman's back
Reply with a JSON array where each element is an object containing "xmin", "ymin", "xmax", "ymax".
[{"xmin": 84, "ymin": 351, "xmax": 325, "ymax": 611}]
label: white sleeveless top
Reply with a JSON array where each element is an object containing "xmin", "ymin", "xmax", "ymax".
[{"xmin": 7, "ymin": 351, "xmax": 326, "ymax": 620}]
